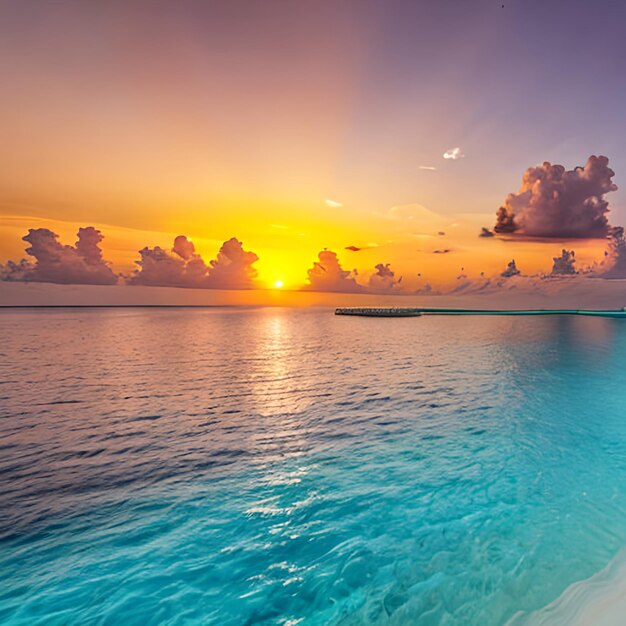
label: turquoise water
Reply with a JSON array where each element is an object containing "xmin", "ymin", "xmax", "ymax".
[{"xmin": 1, "ymin": 307, "xmax": 626, "ymax": 625}]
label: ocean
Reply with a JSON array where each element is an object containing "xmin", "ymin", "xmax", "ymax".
[{"xmin": 1, "ymin": 307, "xmax": 626, "ymax": 625}]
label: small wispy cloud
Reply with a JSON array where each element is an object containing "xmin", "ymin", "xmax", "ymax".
[
  {"xmin": 325, "ymin": 199, "xmax": 343, "ymax": 208},
  {"xmin": 443, "ymin": 147, "xmax": 464, "ymax": 160},
  {"xmin": 270, "ymin": 223, "xmax": 288, "ymax": 230},
  {"xmin": 419, "ymin": 165, "xmax": 437, "ymax": 171},
  {"xmin": 345, "ymin": 243, "xmax": 380, "ymax": 252}
]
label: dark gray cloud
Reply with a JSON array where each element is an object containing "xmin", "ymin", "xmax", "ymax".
[
  {"xmin": 501, "ymin": 259, "xmax": 521, "ymax": 277},
  {"xmin": 494, "ymin": 155, "xmax": 618, "ymax": 238},
  {"xmin": 479, "ymin": 227, "xmax": 495, "ymax": 238},
  {"xmin": 1, "ymin": 227, "xmax": 118, "ymax": 285},
  {"xmin": 551, "ymin": 249, "xmax": 577, "ymax": 275}
]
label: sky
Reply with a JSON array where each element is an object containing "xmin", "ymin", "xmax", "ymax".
[{"xmin": 2, "ymin": 0, "xmax": 626, "ymax": 301}]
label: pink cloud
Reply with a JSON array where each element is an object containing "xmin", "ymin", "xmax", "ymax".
[
  {"xmin": 303, "ymin": 250, "xmax": 364, "ymax": 293},
  {"xmin": 128, "ymin": 236, "xmax": 258, "ymax": 289},
  {"xmin": 0, "ymin": 227, "xmax": 117, "ymax": 285},
  {"xmin": 494, "ymin": 155, "xmax": 618, "ymax": 238},
  {"xmin": 368, "ymin": 263, "xmax": 402, "ymax": 293}
]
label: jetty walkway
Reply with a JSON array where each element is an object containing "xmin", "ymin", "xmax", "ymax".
[{"xmin": 335, "ymin": 307, "xmax": 626, "ymax": 318}]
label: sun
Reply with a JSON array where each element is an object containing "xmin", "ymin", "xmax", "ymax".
[{"xmin": 273, "ymin": 279, "xmax": 284, "ymax": 289}]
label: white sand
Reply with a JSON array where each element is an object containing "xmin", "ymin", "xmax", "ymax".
[{"xmin": 507, "ymin": 550, "xmax": 626, "ymax": 626}]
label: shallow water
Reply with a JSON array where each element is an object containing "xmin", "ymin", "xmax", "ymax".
[{"xmin": 1, "ymin": 307, "xmax": 626, "ymax": 625}]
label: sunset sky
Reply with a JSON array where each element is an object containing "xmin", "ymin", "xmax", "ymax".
[{"xmin": 2, "ymin": 0, "xmax": 626, "ymax": 297}]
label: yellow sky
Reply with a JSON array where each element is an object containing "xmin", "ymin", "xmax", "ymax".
[{"xmin": 0, "ymin": 209, "xmax": 610, "ymax": 292}]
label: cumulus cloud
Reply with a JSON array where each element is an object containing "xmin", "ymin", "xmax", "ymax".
[
  {"xmin": 129, "ymin": 238, "xmax": 207, "ymax": 288},
  {"xmin": 129, "ymin": 236, "xmax": 258, "ymax": 289},
  {"xmin": 551, "ymin": 249, "xmax": 577, "ymax": 275},
  {"xmin": 479, "ymin": 227, "xmax": 495, "ymax": 238},
  {"xmin": 304, "ymin": 250, "xmax": 364, "ymax": 293},
  {"xmin": 368, "ymin": 263, "xmax": 402, "ymax": 293},
  {"xmin": 0, "ymin": 259, "xmax": 32, "ymax": 281},
  {"xmin": 501, "ymin": 259, "xmax": 521, "ymax": 278},
  {"xmin": 206, "ymin": 237, "xmax": 259, "ymax": 289},
  {"xmin": 172, "ymin": 234, "xmax": 196, "ymax": 260},
  {"xmin": 443, "ymin": 147, "xmax": 464, "ymax": 160},
  {"xmin": 494, "ymin": 155, "xmax": 618, "ymax": 238},
  {"xmin": 0, "ymin": 227, "xmax": 118, "ymax": 285}
]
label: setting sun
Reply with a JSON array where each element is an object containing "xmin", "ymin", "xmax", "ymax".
[{"xmin": 273, "ymin": 280, "xmax": 284, "ymax": 289}]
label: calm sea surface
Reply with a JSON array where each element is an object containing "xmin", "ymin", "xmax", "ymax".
[{"xmin": 1, "ymin": 307, "xmax": 626, "ymax": 625}]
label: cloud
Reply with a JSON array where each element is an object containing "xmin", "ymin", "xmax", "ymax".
[
  {"xmin": 437, "ymin": 231, "xmax": 446, "ymax": 236},
  {"xmin": 494, "ymin": 155, "xmax": 618, "ymax": 238},
  {"xmin": 501, "ymin": 259, "xmax": 521, "ymax": 278},
  {"xmin": 596, "ymin": 227, "xmax": 626, "ymax": 279},
  {"xmin": 368, "ymin": 263, "xmax": 402, "ymax": 293},
  {"xmin": 479, "ymin": 227, "xmax": 495, "ymax": 238},
  {"xmin": 325, "ymin": 199, "xmax": 343, "ymax": 208},
  {"xmin": 0, "ymin": 227, "xmax": 118, "ymax": 285},
  {"xmin": 303, "ymin": 251, "xmax": 405, "ymax": 294},
  {"xmin": 433, "ymin": 249, "xmax": 451, "ymax": 254},
  {"xmin": 128, "ymin": 236, "xmax": 258, "ymax": 289},
  {"xmin": 172, "ymin": 234, "xmax": 196, "ymax": 260},
  {"xmin": 345, "ymin": 245, "xmax": 362, "ymax": 252},
  {"xmin": 206, "ymin": 237, "xmax": 259, "ymax": 289},
  {"xmin": 303, "ymin": 250, "xmax": 364, "ymax": 293},
  {"xmin": 551, "ymin": 249, "xmax": 577, "ymax": 275},
  {"xmin": 419, "ymin": 165, "xmax": 437, "ymax": 171},
  {"xmin": 414, "ymin": 282, "xmax": 436, "ymax": 295},
  {"xmin": 129, "ymin": 244, "xmax": 204, "ymax": 287},
  {"xmin": 443, "ymin": 147, "xmax": 464, "ymax": 160},
  {"xmin": 0, "ymin": 259, "xmax": 32, "ymax": 281}
]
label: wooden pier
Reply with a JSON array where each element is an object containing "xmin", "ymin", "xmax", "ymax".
[
  {"xmin": 335, "ymin": 307, "xmax": 422, "ymax": 317},
  {"xmin": 335, "ymin": 307, "xmax": 626, "ymax": 318}
]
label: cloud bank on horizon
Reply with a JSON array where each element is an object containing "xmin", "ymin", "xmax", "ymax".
[
  {"xmin": 3, "ymin": 153, "xmax": 626, "ymax": 293},
  {"xmin": 1, "ymin": 222, "xmax": 625, "ymax": 294}
]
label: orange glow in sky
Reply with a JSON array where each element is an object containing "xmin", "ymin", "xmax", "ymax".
[{"xmin": 0, "ymin": 1, "xmax": 623, "ymax": 300}]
